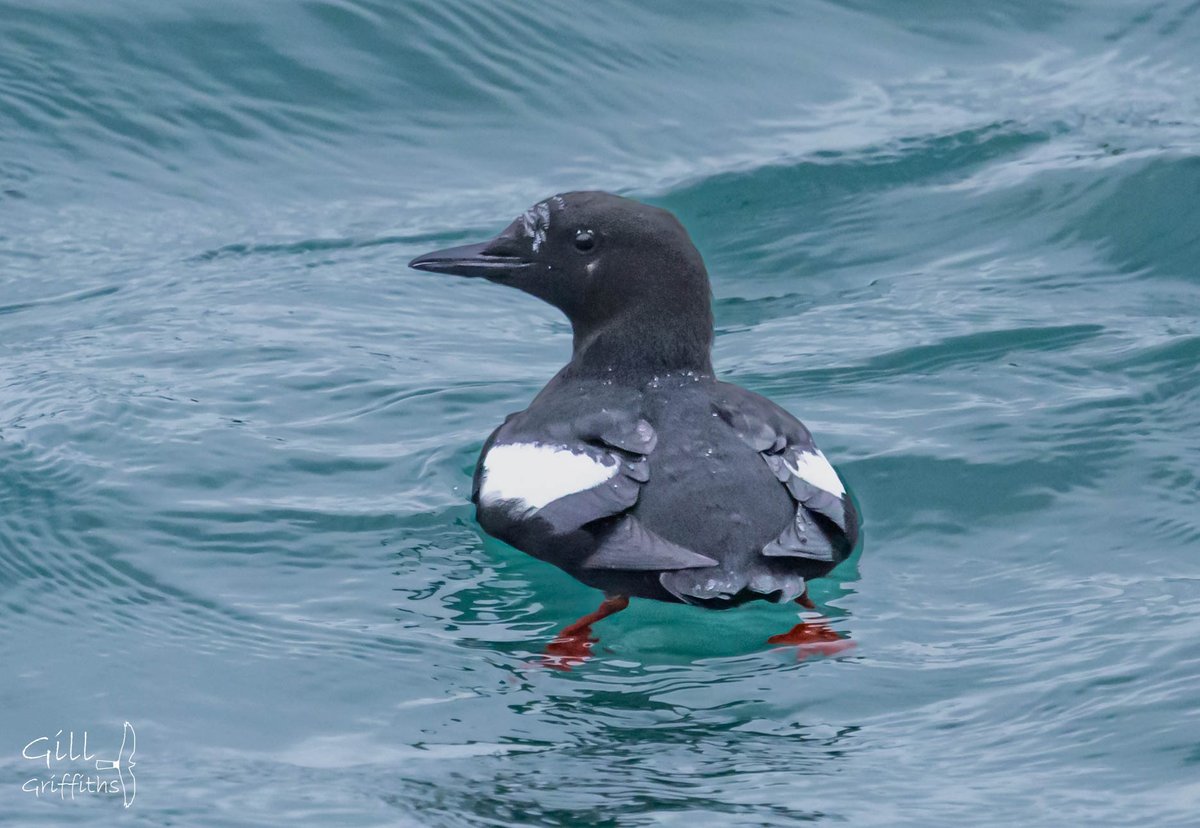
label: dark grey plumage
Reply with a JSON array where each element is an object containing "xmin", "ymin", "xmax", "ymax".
[{"xmin": 411, "ymin": 191, "xmax": 859, "ymax": 610}]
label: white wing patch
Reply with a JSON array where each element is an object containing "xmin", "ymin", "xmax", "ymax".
[
  {"xmin": 479, "ymin": 443, "xmax": 617, "ymax": 510},
  {"xmin": 786, "ymin": 450, "xmax": 846, "ymax": 497}
]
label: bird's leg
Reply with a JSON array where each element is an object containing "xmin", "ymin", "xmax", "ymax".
[
  {"xmin": 559, "ymin": 595, "xmax": 630, "ymax": 636},
  {"xmin": 542, "ymin": 595, "xmax": 629, "ymax": 670},
  {"xmin": 767, "ymin": 586, "xmax": 855, "ymax": 658}
]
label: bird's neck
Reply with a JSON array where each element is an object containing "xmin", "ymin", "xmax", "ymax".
[{"xmin": 564, "ymin": 303, "xmax": 715, "ymax": 382}]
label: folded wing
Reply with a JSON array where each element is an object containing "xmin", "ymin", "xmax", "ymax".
[
  {"xmin": 473, "ymin": 410, "xmax": 717, "ymax": 573},
  {"xmin": 713, "ymin": 385, "xmax": 859, "ymax": 566}
]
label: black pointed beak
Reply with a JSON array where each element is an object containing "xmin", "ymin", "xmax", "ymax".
[{"xmin": 408, "ymin": 239, "xmax": 533, "ymax": 280}]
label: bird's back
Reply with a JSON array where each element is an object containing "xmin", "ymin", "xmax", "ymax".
[
  {"xmin": 473, "ymin": 373, "xmax": 856, "ymax": 608},
  {"xmin": 630, "ymin": 378, "xmax": 795, "ymax": 565}
]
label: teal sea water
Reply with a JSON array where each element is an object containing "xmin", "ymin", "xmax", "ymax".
[{"xmin": 3, "ymin": 1, "xmax": 1199, "ymax": 824}]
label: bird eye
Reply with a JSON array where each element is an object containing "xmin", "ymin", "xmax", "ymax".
[{"xmin": 573, "ymin": 229, "xmax": 596, "ymax": 253}]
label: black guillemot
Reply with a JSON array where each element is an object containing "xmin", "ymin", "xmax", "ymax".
[{"xmin": 410, "ymin": 191, "xmax": 860, "ymax": 658}]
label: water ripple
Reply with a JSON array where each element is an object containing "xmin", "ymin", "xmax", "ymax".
[{"xmin": 4, "ymin": 1, "xmax": 1200, "ymax": 825}]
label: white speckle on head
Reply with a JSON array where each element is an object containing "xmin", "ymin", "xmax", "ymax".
[
  {"xmin": 480, "ymin": 443, "xmax": 618, "ymax": 511},
  {"xmin": 786, "ymin": 450, "xmax": 846, "ymax": 497},
  {"xmin": 520, "ymin": 201, "xmax": 552, "ymax": 252}
]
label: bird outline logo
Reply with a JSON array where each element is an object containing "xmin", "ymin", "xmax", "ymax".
[{"xmin": 93, "ymin": 722, "xmax": 136, "ymax": 808}]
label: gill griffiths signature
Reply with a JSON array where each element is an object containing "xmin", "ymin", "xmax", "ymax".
[{"xmin": 21, "ymin": 722, "xmax": 136, "ymax": 808}]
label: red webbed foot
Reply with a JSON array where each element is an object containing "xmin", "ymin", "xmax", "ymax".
[
  {"xmin": 767, "ymin": 621, "xmax": 855, "ymax": 658},
  {"xmin": 767, "ymin": 588, "xmax": 854, "ymax": 659},
  {"xmin": 541, "ymin": 629, "xmax": 598, "ymax": 671},
  {"xmin": 538, "ymin": 595, "xmax": 629, "ymax": 671}
]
